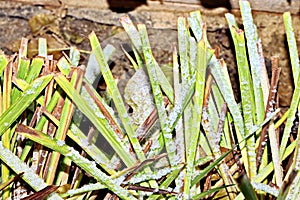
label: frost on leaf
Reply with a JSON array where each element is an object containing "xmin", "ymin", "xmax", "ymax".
[{"xmin": 124, "ymin": 69, "xmax": 155, "ymax": 126}]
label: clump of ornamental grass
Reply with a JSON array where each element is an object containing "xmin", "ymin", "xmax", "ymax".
[{"xmin": 0, "ymin": 1, "xmax": 300, "ymax": 199}]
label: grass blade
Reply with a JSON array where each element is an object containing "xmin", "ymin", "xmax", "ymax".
[
  {"xmin": 138, "ymin": 24, "xmax": 177, "ymax": 166},
  {"xmin": 54, "ymin": 73, "xmax": 136, "ymax": 167},
  {"xmin": 0, "ymin": 74, "xmax": 53, "ymax": 136},
  {"xmin": 0, "ymin": 142, "xmax": 63, "ymax": 199},
  {"xmin": 89, "ymin": 32, "xmax": 146, "ymax": 163},
  {"xmin": 240, "ymin": 0, "xmax": 265, "ymax": 124},
  {"xmin": 15, "ymin": 125, "xmax": 137, "ymax": 200},
  {"xmin": 46, "ymin": 66, "xmax": 85, "ymax": 184},
  {"xmin": 283, "ymin": 12, "xmax": 299, "ymax": 84},
  {"xmin": 226, "ymin": 13, "xmax": 256, "ymax": 178}
]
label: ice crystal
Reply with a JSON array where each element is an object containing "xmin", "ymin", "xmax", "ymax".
[{"xmin": 56, "ymin": 140, "xmax": 65, "ymax": 147}]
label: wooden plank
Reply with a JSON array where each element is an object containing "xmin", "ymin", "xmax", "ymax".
[
  {"xmin": 230, "ymin": 0, "xmax": 300, "ymax": 14},
  {"xmin": 7, "ymin": 0, "xmax": 300, "ymax": 14}
]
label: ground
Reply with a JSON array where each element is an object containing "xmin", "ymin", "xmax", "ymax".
[{"xmin": 0, "ymin": 0, "xmax": 299, "ymax": 108}]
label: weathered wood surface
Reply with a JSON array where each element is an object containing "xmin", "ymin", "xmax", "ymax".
[
  {"xmin": 6, "ymin": 0, "xmax": 300, "ymax": 14},
  {"xmin": 3, "ymin": 0, "xmax": 299, "ymax": 30}
]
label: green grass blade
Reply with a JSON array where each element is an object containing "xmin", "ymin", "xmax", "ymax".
[
  {"xmin": 120, "ymin": 16, "xmax": 142, "ymax": 55},
  {"xmin": 57, "ymin": 56, "xmax": 71, "ymax": 76},
  {"xmin": 251, "ymin": 182, "xmax": 279, "ymax": 197},
  {"xmin": 120, "ymin": 16, "xmax": 174, "ymax": 104},
  {"xmin": 147, "ymin": 164, "xmax": 184, "ymax": 200},
  {"xmin": 43, "ymin": 106, "xmax": 117, "ymax": 175},
  {"xmin": 280, "ymin": 71, "xmax": 300, "ymax": 159},
  {"xmin": 240, "ymin": 0, "xmax": 265, "ymax": 124},
  {"xmin": 192, "ymin": 184, "xmax": 235, "ymax": 200},
  {"xmin": 25, "ymin": 57, "xmax": 44, "ymax": 83},
  {"xmin": 54, "ymin": 73, "xmax": 136, "ymax": 167},
  {"xmin": 138, "ymin": 24, "xmax": 177, "ymax": 166},
  {"xmin": 1, "ymin": 57, "xmax": 13, "ymax": 199},
  {"xmin": 188, "ymin": 12, "xmax": 246, "ymax": 152},
  {"xmin": 192, "ymin": 109, "xmax": 278, "ymax": 186},
  {"xmin": 46, "ymin": 66, "xmax": 85, "ymax": 184},
  {"xmin": 11, "ymin": 58, "xmax": 30, "ymax": 102},
  {"xmin": 226, "ymin": 13, "xmax": 256, "ymax": 177},
  {"xmin": 0, "ymin": 53, "xmax": 8, "ymax": 75},
  {"xmin": 0, "ymin": 142, "xmax": 63, "ymax": 199},
  {"xmin": 172, "ymin": 44, "xmax": 185, "ymax": 163},
  {"xmin": 15, "ymin": 125, "xmax": 137, "ymax": 200},
  {"xmin": 60, "ymin": 183, "xmax": 106, "ymax": 198},
  {"xmin": 184, "ymin": 39, "xmax": 207, "ymax": 197},
  {"xmin": 188, "ymin": 11, "xmax": 203, "ymax": 42},
  {"xmin": 126, "ymin": 164, "xmax": 183, "ymax": 185},
  {"xmin": 254, "ymin": 141, "xmax": 296, "ymax": 183},
  {"xmin": 177, "ymin": 16, "xmax": 192, "ymax": 158},
  {"xmin": 236, "ymin": 171, "xmax": 258, "ymax": 200},
  {"xmin": 177, "ymin": 17, "xmax": 190, "ymax": 85},
  {"xmin": 86, "ymin": 44, "xmax": 115, "ymax": 84},
  {"xmin": 89, "ymin": 32, "xmax": 146, "ymax": 163},
  {"xmin": 283, "ymin": 12, "xmax": 299, "ymax": 84},
  {"xmin": 191, "ymin": 149, "xmax": 232, "ymax": 186},
  {"xmin": 14, "ymin": 74, "xmax": 119, "ymax": 174},
  {"xmin": 0, "ymin": 74, "xmax": 53, "ymax": 136}
]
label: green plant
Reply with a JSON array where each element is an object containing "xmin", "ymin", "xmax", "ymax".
[{"xmin": 0, "ymin": 1, "xmax": 300, "ymax": 199}]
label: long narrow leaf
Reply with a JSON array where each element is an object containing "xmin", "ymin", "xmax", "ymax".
[
  {"xmin": 0, "ymin": 74, "xmax": 53, "ymax": 136},
  {"xmin": 89, "ymin": 32, "xmax": 146, "ymax": 162},
  {"xmin": 54, "ymin": 73, "xmax": 136, "ymax": 167},
  {"xmin": 0, "ymin": 142, "xmax": 63, "ymax": 200},
  {"xmin": 15, "ymin": 125, "xmax": 137, "ymax": 200}
]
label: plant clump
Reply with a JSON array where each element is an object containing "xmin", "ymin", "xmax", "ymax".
[{"xmin": 0, "ymin": 1, "xmax": 300, "ymax": 199}]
